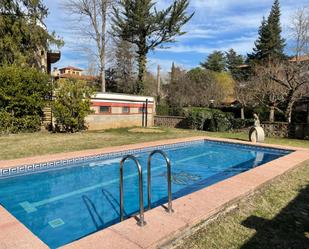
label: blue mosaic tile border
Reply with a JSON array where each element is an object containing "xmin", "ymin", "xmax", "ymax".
[
  {"xmin": 0, "ymin": 139, "xmax": 292, "ymax": 179},
  {"xmin": 0, "ymin": 140, "xmax": 204, "ymax": 179},
  {"xmin": 204, "ymin": 139, "xmax": 293, "ymax": 155}
]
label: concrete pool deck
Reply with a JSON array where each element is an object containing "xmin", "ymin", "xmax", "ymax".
[{"xmin": 0, "ymin": 136, "xmax": 308, "ymax": 249}]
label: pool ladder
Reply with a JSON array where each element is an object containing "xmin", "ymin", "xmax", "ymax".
[{"xmin": 119, "ymin": 150, "xmax": 173, "ymax": 227}]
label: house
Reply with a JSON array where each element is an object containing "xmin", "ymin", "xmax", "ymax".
[
  {"xmin": 289, "ymin": 55, "xmax": 309, "ymax": 63},
  {"xmin": 52, "ymin": 66, "xmax": 98, "ymax": 81},
  {"xmin": 86, "ymin": 93, "xmax": 155, "ymax": 130},
  {"xmin": 59, "ymin": 66, "xmax": 83, "ymax": 76},
  {"xmin": 47, "ymin": 66, "xmax": 156, "ymax": 130}
]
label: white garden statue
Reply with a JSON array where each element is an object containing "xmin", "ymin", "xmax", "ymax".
[{"xmin": 249, "ymin": 113, "xmax": 265, "ymax": 143}]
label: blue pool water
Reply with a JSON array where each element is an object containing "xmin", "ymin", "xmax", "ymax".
[{"xmin": 0, "ymin": 140, "xmax": 290, "ymax": 248}]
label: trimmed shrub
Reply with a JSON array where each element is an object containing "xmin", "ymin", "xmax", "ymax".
[
  {"xmin": 185, "ymin": 107, "xmax": 253, "ymax": 132},
  {"xmin": 52, "ymin": 79, "xmax": 94, "ymax": 132},
  {"xmin": 0, "ymin": 65, "xmax": 50, "ymax": 133},
  {"xmin": 185, "ymin": 107, "xmax": 233, "ymax": 132},
  {"xmin": 232, "ymin": 118, "xmax": 254, "ymax": 130},
  {"xmin": 156, "ymin": 104, "xmax": 184, "ymax": 116}
]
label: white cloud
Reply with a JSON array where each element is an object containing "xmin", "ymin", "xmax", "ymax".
[{"xmin": 45, "ymin": 0, "xmax": 309, "ymax": 72}]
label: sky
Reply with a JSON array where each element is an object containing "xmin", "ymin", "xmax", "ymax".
[{"xmin": 45, "ymin": 0, "xmax": 308, "ymax": 74}]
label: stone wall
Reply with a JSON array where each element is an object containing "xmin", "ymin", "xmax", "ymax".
[
  {"xmin": 154, "ymin": 115, "xmax": 188, "ymax": 128},
  {"xmin": 261, "ymin": 122, "xmax": 289, "ymax": 138},
  {"xmin": 86, "ymin": 114, "xmax": 154, "ymax": 130}
]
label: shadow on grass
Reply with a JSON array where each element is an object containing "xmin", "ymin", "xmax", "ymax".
[{"xmin": 241, "ymin": 184, "xmax": 309, "ymax": 249}]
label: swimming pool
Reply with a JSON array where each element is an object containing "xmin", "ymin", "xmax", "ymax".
[{"xmin": 0, "ymin": 140, "xmax": 291, "ymax": 248}]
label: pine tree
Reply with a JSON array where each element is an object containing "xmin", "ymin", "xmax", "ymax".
[
  {"xmin": 267, "ymin": 0, "xmax": 286, "ymax": 60},
  {"xmin": 225, "ymin": 49, "xmax": 247, "ymax": 81},
  {"xmin": 249, "ymin": 17, "xmax": 272, "ymax": 62},
  {"xmin": 112, "ymin": 0, "xmax": 193, "ymax": 94},
  {"xmin": 249, "ymin": 0, "xmax": 286, "ymax": 63},
  {"xmin": 200, "ymin": 50, "xmax": 226, "ymax": 72}
]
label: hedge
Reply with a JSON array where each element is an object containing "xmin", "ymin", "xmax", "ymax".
[{"xmin": 184, "ymin": 107, "xmax": 253, "ymax": 132}]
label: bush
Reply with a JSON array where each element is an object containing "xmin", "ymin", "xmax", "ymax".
[
  {"xmin": 185, "ymin": 107, "xmax": 253, "ymax": 132},
  {"xmin": 156, "ymin": 104, "xmax": 184, "ymax": 116},
  {"xmin": 0, "ymin": 65, "xmax": 50, "ymax": 133},
  {"xmin": 52, "ymin": 79, "xmax": 94, "ymax": 132},
  {"xmin": 232, "ymin": 118, "xmax": 254, "ymax": 130},
  {"xmin": 185, "ymin": 107, "xmax": 233, "ymax": 132},
  {"xmin": 0, "ymin": 112, "xmax": 41, "ymax": 134}
]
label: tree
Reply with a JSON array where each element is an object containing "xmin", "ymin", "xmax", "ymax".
[
  {"xmin": 113, "ymin": 38, "xmax": 136, "ymax": 93},
  {"xmin": 0, "ymin": 65, "xmax": 50, "ymax": 133},
  {"xmin": 269, "ymin": 61, "xmax": 309, "ymax": 123},
  {"xmin": 170, "ymin": 62, "xmax": 184, "ymax": 84},
  {"xmin": 167, "ymin": 68, "xmax": 224, "ymax": 108},
  {"xmin": 235, "ymin": 81, "xmax": 255, "ymax": 119},
  {"xmin": 0, "ymin": 0, "xmax": 63, "ymax": 67},
  {"xmin": 52, "ymin": 79, "xmax": 94, "ymax": 132},
  {"xmin": 249, "ymin": 17, "xmax": 271, "ymax": 62},
  {"xmin": 249, "ymin": 0, "xmax": 286, "ymax": 63},
  {"xmin": 201, "ymin": 50, "xmax": 226, "ymax": 72},
  {"xmin": 250, "ymin": 61, "xmax": 309, "ymax": 123},
  {"xmin": 213, "ymin": 71, "xmax": 235, "ymax": 104},
  {"xmin": 290, "ymin": 7, "xmax": 309, "ymax": 59},
  {"xmin": 112, "ymin": 0, "xmax": 193, "ymax": 94},
  {"xmin": 225, "ymin": 49, "xmax": 246, "ymax": 81},
  {"xmin": 64, "ymin": 0, "xmax": 114, "ymax": 93}
]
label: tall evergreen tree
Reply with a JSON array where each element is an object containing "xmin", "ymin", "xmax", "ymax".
[
  {"xmin": 0, "ymin": 0, "xmax": 63, "ymax": 67},
  {"xmin": 112, "ymin": 0, "xmax": 193, "ymax": 94},
  {"xmin": 267, "ymin": 0, "xmax": 286, "ymax": 60},
  {"xmin": 249, "ymin": 0, "xmax": 286, "ymax": 63},
  {"xmin": 249, "ymin": 17, "xmax": 272, "ymax": 62},
  {"xmin": 200, "ymin": 50, "xmax": 226, "ymax": 72}
]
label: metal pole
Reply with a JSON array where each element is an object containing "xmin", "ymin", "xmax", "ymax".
[
  {"xmin": 119, "ymin": 162, "xmax": 124, "ymax": 221},
  {"xmin": 147, "ymin": 150, "xmax": 173, "ymax": 213},
  {"xmin": 119, "ymin": 155, "xmax": 146, "ymax": 226},
  {"xmin": 145, "ymin": 99, "xmax": 148, "ymax": 128},
  {"xmin": 142, "ymin": 103, "xmax": 145, "ymax": 127}
]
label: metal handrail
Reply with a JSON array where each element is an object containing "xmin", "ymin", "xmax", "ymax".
[
  {"xmin": 147, "ymin": 150, "xmax": 173, "ymax": 213},
  {"xmin": 119, "ymin": 155, "xmax": 146, "ymax": 227}
]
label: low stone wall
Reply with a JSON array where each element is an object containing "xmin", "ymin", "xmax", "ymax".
[
  {"xmin": 154, "ymin": 115, "xmax": 188, "ymax": 128},
  {"xmin": 261, "ymin": 122, "xmax": 309, "ymax": 139},
  {"xmin": 86, "ymin": 114, "xmax": 154, "ymax": 130},
  {"xmin": 261, "ymin": 122, "xmax": 289, "ymax": 138}
]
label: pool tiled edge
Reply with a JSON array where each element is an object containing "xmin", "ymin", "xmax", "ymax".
[
  {"xmin": 0, "ymin": 136, "xmax": 308, "ymax": 249},
  {"xmin": 0, "ymin": 205, "xmax": 49, "ymax": 248}
]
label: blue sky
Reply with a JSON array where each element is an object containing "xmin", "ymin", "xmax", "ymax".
[{"xmin": 45, "ymin": 0, "xmax": 308, "ymax": 73}]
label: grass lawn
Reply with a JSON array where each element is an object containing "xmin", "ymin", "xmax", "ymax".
[
  {"xmin": 0, "ymin": 128, "xmax": 308, "ymax": 160},
  {"xmin": 175, "ymin": 161, "xmax": 309, "ymax": 249},
  {"xmin": 1, "ymin": 127, "xmax": 308, "ymax": 248}
]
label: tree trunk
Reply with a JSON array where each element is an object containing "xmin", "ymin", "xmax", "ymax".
[
  {"xmin": 100, "ymin": 69, "xmax": 106, "ymax": 92},
  {"xmin": 285, "ymin": 100, "xmax": 295, "ymax": 124},
  {"xmin": 240, "ymin": 106, "xmax": 245, "ymax": 120},
  {"xmin": 100, "ymin": 0, "xmax": 107, "ymax": 93},
  {"xmin": 136, "ymin": 52, "xmax": 146, "ymax": 94},
  {"xmin": 269, "ymin": 105, "xmax": 275, "ymax": 122}
]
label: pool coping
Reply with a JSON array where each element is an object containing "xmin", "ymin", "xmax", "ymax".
[{"xmin": 0, "ymin": 136, "xmax": 308, "ymax": 249}]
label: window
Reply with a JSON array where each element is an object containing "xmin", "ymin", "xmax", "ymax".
[
  {"xmin": 122, "ymin": 106, "xmax": 130, "ymax": 114},
  {"xmin": 99, "ymin": 106, "xmax": 111, "ymax": 113}
]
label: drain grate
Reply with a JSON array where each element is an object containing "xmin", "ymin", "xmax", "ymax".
[{"xmin": 48, "ymin": 218, "xmax": 65, "ymax": 228}]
